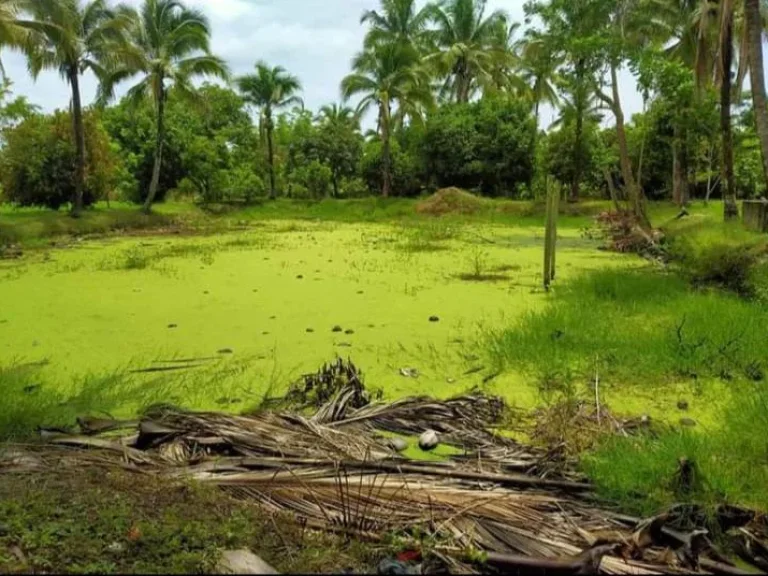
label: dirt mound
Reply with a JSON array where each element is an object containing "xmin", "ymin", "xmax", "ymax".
[{"xmin": 416, "ymin": 188, "xmax": 483, "ymax": 216}]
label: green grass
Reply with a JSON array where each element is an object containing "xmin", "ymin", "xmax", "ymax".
[
  {"xmin": 0, "ymin": 466, "xmax": 376, "ymax": 574},
  {"xmin": 484, "ymin": 267, "xmax": 768, "ymax": 392},
  {"xmin": 583, "ymin": 380, "xmax": 768, "ymax": 516},
  {"xmin": 0, "ymin": 197, "xmax": 622, "ymax": 250}
]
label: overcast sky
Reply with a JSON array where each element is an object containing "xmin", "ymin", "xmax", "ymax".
[{"xmin": 0, "ymin": 0, "xmax": 645, "ymax": 128}]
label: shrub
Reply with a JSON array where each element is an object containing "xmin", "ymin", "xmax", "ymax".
[
  {"xmin": 666, "ymin": 224, "xmax": 768, "ymax": 296},
  {"xmin": 424, "ymin": 97, "xmax": 536, "ymax": 197},
  {"xmin": 1, "ymin": 111, "xmax": 118, "ymax": 210},
  {"xmin": 361, "ymin": 139, "xmax": 424, "ymax": 197}
]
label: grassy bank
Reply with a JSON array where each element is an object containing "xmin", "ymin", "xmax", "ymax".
[{"xmin": 0, "ymin": 197, "xmax": 624, "ymax": 249}]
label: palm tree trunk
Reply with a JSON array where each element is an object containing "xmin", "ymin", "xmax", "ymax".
[
  {"xmin": 69, "ymin": 69, "xmax": 85, "ymax": 218},
  {"xmin": 721, "ymin": 13, "xmax": 738, "ymax": 220},
  {"xmin": 381, "ymin": 101, "xmax": 392, "ymax": 198},
  {"xmin": 672, "ymin": 126, "xmax": 686, "ymax": 206},
  {"xmin": 143, "ymin": 88, "xmax": 166, "ymax": 215},
  {"xmin": 569, "ymin": 104, "xmax": 584, "ymax": 203},
  {"xmin": 745, "ymin": 0, "xmax": 768, "ymax": 197},
  {"xmin": 266, "ymin": 113, "xmax": 276, "ymax": 200},
  {"xmin": 610, "ymin": 63, "xmax": 650, "ymax": 228},
  {"xmin": 569, "ymin": 60, "xmax": 586, "ymax": 203}
]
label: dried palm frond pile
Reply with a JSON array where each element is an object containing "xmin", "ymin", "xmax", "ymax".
[{"xmin": 2, "ymin": 376, "xmax": 766, "ymax": 575}]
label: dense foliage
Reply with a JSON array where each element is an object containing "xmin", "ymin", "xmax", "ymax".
[
  {"xmin": 1, "ymin": 111, "xmax": 117, "ymax": 209},
  {"xmin": 0, "ymin": 0, "xmax": 767, "ymax": 214}
]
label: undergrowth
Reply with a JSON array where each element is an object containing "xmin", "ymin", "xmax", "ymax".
[
  {"xmin": 583, "ymin": 380, "xmax": 768, "ymax": 516},
  {"xmin": 0, "ymin": 467, "xmax": 375, "ymax": 574},
  {"xmin": 484, "ymin": 268, "xmax": 768, "ymax": 388}
]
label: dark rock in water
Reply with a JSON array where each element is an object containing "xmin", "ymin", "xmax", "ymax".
[
  {"xmin": 677, "ymin": 400, "xmax": 689, "ymax": 411},
  {"xmin": 269, "ymin": 316, "xmax": 276, "ymax": 320},
  {"xmin": 306, "ymin": 328, "xmax": 315, "ymax": 333},
  {"xmin": 262, "ymin": 331, "xmax": 270, "ymax": 335},
  {"xmin": 357, "ymin": 290, "xmax": 364, "ymax": 295},
  {"xmin": 296, "ymin": 275, "xmax": 304, "ymax": 279},
  {"xmin": 429, "ymin": 316, "xmax": 440, "ymax": 323},
  {"xmin": 332, "ymin": 325, "xmax": 343, "ymax": 333},
  {"xmin": 217, "ymin": 348, "xmax": 234, "ymax": 355},
  {"xmin": 167, "ymin": 324, "xmax": 178, "ymax": 329},
  {"xmin": 680, "ymin": 418, "xmax": 697, "ymax": 428},
  {"xmin": 419, "ymin": 430, "xmax": 439, "ymax": 451},
  {"xmin": 203, "ymin": 291, "xmax": 210, "ymax": 295},
  {"xmin": 23, "ymin": 384, "xmax": 41, "ymax": 394},
  {"xmin": 345, "ymin": 329, "xmax": 355, "ymax": 335},
  {"xmin": 368, "ymin": 324, "xmax": 375, "ymax": 328}
]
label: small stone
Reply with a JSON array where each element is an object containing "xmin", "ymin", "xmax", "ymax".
[
  {"xmin": 262, "ymin": 331, "xmax": 270, "ymax": 336},
  {"xmin": 368, "ymin": 324, "xmax": 375, "ymax": 328},
  {"xmin": 446, "ymin": 378, "xmax": 456, "ymax": 384},
  {"xmin": 167, "ymin": 324, "xmax": 178, "ymax": 329},
  {"xmin": 345, "ymin": 329, "xmax": 355, "ymax": 335},
  {"xmin": 680, "ymin": 418, "xmax": 697, "ymax": 428},
  {"xmin": 107, "ymin": 542, "xmax": 125, "ymax": 554},
  {"xmin": 203, "ymin": 291, "xmax": 210, "ymax": 295},
  {"xmin": 640, "ymin": 414, "xmax": 651, "ymax": 426},
  {"xmin": 306, "ymin": 328, "xmax": 315, "ymax": 333},
  {"xmin": 357, "ymin": 290, "xmax": 364, "ymax": 295},
  {"xmin": 677, "ymin": 400, "xmax": 689, "ymax": 411},
  {"xmin": 217, "ymin": 348, "xmax": 234, "ymax": 355},
  {"xmin": 386, "ymin": 437, "xmax": 408, "ymax": 452},
  {"xmin": 332, "ymin": 326, "xmax": 343, "ymax": 333},
  {"xmin": 269, "ymin": 316, "xmax": 276, "ymax": 320},
  {"xmin": 296, "ymin": 275, "xmax": 304, "ymax": 279},
  {"xmin": 218, "ymin": 549, "xmax": 277, "ymax": 575},
  {"xmin": 429, "ymin": 316, "xmax": 440, "ymax": 323},
  {"xmin": 419, "ymin": 430, "xmax": 439, "ymax": 451}
]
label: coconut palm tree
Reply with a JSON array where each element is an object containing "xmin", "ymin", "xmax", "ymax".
[
  {"xmin": 19, "ymin": 0, "xmax": 132, "ymax": 217},
  {"xmin": 317, "ymin": 103, "xmax": 358, "ymax": 129},
  {"xmin": 101, "ymin": 0, "xmax": 228, "ymax": 214},
  {"xmin": 425, "ymin": 0, "xmax": 509, "ymax": 103},
  {"xmin": 0, "ymin": 0, "xmax": 30, "ymax": 76},
  {"xmin": 341, "ymin": 43, "xmax": 433, "ymax": 197},
  {"xmin": 361, "ymin": 0, "xmax": 433, "ymax": 52},
  {"xmin": 743, "ymin": 0, "xmax": 768, "ymax": 199},
  {"xmin": 518, "ymin": 34, "xmax": 560, "ymax": 127},
  {"xmin": 237, "ymin": 62, "xmax": 303, "ymax": 201}
]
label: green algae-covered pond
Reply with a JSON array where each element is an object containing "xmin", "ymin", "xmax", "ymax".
[{"xmin": 1, "ymin": 220, "xmax": 631, "ymax": 414}]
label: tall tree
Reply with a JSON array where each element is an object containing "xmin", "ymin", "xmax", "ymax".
[
  {"xmin": 20, "ymin": 0, "xmax": 131, "ymax": 217},
  {"xmin": 101, "ymin": 0, "xmax": 228, "ymax": 214},
  {"xmin": 426, "ymin": 0, "xmax": 509, "ymax": 103},
  {"xmin": 518, "ymin": 34, "xmax": 560, "ymax": 128},
  {"xmin": 341, "ymin": 43, "xmax": 433, "ymax": 197},
  {"xmin": 236, "ymin": 62, "xmax": 303, "ymax": 201},
  {"xmin": 361, "ymin": 0, "xmax": 432, "ymax": 51},
  {"xmin": 719, "ymin": 1, "xmax": 739, "ymax": 218},
  {"xmin": 743, "ymin": 0, "xmax": 768, "ymax": 198}
]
